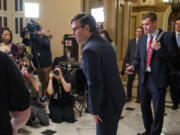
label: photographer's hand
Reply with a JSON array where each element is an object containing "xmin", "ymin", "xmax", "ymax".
[
  {"xmin": 23, "ymin": 70, "xmax": 39, "ymax": 92},
  {"xmin": 49, "ymin": 71, "xmax": 54, "ymax": 79},
  {"xmin": 47, "ymin": 71, "xmax": 55, "ymax": 95}
]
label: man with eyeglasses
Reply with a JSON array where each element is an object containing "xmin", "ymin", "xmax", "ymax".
[{"xmin": 70, "ymin": 13, "xmax": 125, "ymax": 135}]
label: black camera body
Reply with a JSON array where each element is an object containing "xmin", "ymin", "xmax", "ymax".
[
  {"xmin": 27, "ymin": 66, "xmax": 34, "ymax": 74},
  {"xmin": 20, "ymin": 20, "xmax": 41, "ymax": 39},
  {"xmin": 53, "ymin": 70, "xmax": 59, "ymax": 76}
]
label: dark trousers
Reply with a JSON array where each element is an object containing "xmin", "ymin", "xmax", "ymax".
[
  {"xmin": 96, "ymin": 96, "xmax": 123, "ymax": 135},
  {"xmin": 49, "ymin": 104, "xmax": 75, "ymax": 123},
  {"xmin": 126, "ymin": 74, "xmax": 140, "ymax": 99},
  {"xmin": 141, "ymin": 73, "xmax": 166, "ymax": 135},
  {"xmin": 168, "ymin": 74, "xmax": 180, "ymax": 106},
  {"xmin": 30, "ymin": 105, "xmax": 49, "ymax": 126}
]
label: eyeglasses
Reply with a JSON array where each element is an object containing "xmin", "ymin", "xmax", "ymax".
[{"xmin": 72, "ymin": 26, "xmax": 83, "ymax": 32}]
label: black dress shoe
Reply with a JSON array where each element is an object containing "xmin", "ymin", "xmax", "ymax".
[
  {"xmin": 137, "ymin": 131, "xmax": 150, "ymax": 135},
  {"xmin": 171, "ymin": 104, "xmax": 178, "ymax": 110},
  {"xmin": 126, "ymin": 97, "xmax": 131, "ymax": 102},
  {"xmin": 135, "ymin": 97, "xmax": 141, "ymax": 103}
]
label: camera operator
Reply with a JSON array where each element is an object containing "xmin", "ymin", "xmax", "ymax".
[
  {"xmin": 22, "ymin": 24, "xmax": 52, "ymax": 99},
  {"xmin": 47, "ymin": 65, "xmax": 75, "ymax": 123},
  {"xmin": 20, "ymin": 61, "xmax": 49, "ymax": 126}
]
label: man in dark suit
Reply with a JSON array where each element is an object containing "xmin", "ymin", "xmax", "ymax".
[
  {"xmin": 168, "ymin": 17, "xmax": 180, "ymax": 110},
  {"xmin": 126, "ymin": 12, "xmax": 176, "ymax": 135},
  {"xmin": 70, "ymin": 13, "xmax": 125, "ymax": 135},
  {"xmin": 124, "ymin": 27, "xmax": 144, "ymax": 102}
]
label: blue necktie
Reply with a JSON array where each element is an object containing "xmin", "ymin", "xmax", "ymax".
[{"xmin": 177, "ymin": 34, "xmax": 180, "ymax": 47}]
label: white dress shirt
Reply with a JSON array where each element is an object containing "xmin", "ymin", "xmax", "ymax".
[
  {"xmin": 146, "ymin": 29, "xmax": 159, "ymax": 72},
  {"xmin": 176, "ymin": 32, "xmax": 180, "ymax": 47}
]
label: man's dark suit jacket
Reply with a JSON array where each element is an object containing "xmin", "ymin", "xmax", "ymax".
[
  {"xmin": 169, "ymin": 32, "xmax": 180, "ymax": 72},
  {"xmin": 125, "ymin": 38, "xmax": 137, "ymax": 65},
  {"xmin": 131, "ymin": 30, "xmax": 177, "ymax": 88},
  {"xmin": 82, "ymin": 33, "xmax": 125, "ymax": 115},
  {"xmin": 0, "ymin": 52, "xmax": 30, "ymax": 135}
]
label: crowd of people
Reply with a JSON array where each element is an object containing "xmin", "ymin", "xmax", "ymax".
[
  {"xmin": 0, "ymin": 24, "xmax": 76, "ymax": 135},
  {"xmin": 0, "ymin": 11, "xmax": 180, "ymax": 135}
]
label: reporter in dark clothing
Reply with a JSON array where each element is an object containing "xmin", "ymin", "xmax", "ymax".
[
  {"xmin": 32, "ymin": 33, "xmax": 52, "ymax": 68},
  {"xmin": 47, "ymin": 65, "xmax": 75, "ymax": 123},
  {"xmin": 20, "ymin": 62, "xmax": 49, "ymax": 126},
  {"xmin": 0, "ymin": 52, "xmax": 31, "ymax": 135},
  {"xmin": 23, "ymin": 27, "xmax": 52, "ymax": 90}
]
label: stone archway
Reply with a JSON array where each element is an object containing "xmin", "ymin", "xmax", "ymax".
[
  {"xmin": 162, "ymin": 6, "xmax": 172, "ymax": 31},
  {"xmin": 163, "ymin": 5, "xmax": 180, "ymax": 32}
]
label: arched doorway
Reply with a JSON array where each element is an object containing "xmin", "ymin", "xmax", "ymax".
[{"xmin": 168, "ymin": 11, "xmax": 180, "ymax": 32}]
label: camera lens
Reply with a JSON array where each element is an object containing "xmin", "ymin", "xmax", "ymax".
[{"xmin": 53, "ymin": 70, "xmax": 59, "ymax": 76}]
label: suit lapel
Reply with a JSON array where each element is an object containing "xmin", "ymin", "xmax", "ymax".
[
  {"xmin": 142, "ymin": 35, "xmax": 147, "ymax": 64},
  {"xmin": 132, "ymin": 38, "xmax": 136, "ymax": 51},
  {"xmin": 133, "ymin": 38, "xmax": 136, "ymax": 45}
]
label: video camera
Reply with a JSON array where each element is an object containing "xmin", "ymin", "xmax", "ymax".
[
  {"xmin": 20, "ymin": 20, "xmax": 41, "ymax": 39},
  {"xmin": 20, "ymin": 20, "xmax": 42, "ymax": 72}
]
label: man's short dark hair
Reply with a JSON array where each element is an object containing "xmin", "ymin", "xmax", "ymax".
[
  {"xmin": 142, "ymin": 12, "xmax": 157, "ymax": 22},
  {"xmin": 70, "ymin": 13, "xmax": 97, "ymax": 33},
  {"xmin": 136, "ymin": 26, "xmax": 144, "ymax": 31},
  {"xmin": 175, "ymin": 17, "xmax": 180, "ymax": 22}
]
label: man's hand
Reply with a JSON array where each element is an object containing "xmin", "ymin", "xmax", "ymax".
[
  {"xmin": 152, "ymin": 41, "xmax": 161, "ymax": 50},
  {"xmin": 125, "ymin": 66, "xmax": 135, "ymax": 75},
  {"xmin": 93, "ymin": 115, "xmax": 102, "ymax": 124}
]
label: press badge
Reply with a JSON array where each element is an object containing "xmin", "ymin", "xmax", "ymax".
[{"xmin": 53, "ymin": 92, "xmax": 58, "ymax": 99}]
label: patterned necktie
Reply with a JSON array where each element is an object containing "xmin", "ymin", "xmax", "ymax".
[{"xmin": 146, "ymin": 35, "xmax": 153, "ymax": 66}]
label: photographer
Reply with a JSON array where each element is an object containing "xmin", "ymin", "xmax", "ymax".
[
  {"xmin": 20, "ymin": 61, "xmax": 49, "ymax": 126},
  {"xmin": 47, "ymin": 65, "xmax": 75, "ymax": 123},
  {"xmin": 22, "ymin": 23, "xmax": 52, "ymax": 97}
]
